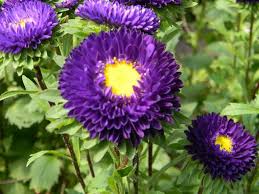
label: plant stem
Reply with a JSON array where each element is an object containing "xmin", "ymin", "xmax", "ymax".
[
  {"xmin": 198, "ymin": 176, "xmax": 205, "ymax": 194},
  {"xmin": 246, "ymin": 5, "xmax": 255, "ymax": 101},
  {"xmin": 86, "ymin": 150, "xmax": 95, "ymax": 178},
  {"xmin": 233, "ymin": 12, "xmax": 241, "ymax": 68},
  {"xmin": 148, "ymin": 140, "xmax": 153, "ymax": 177},
  {"xmin": 133, "ymin": 151, "xmax": 139, "ymax": 194},
  {"xmin": 34, "ymin": 66, "xmax": 86, "ymax": 193}
]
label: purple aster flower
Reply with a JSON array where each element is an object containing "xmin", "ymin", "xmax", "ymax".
[
  {"xmin": 1, "ymin": 0, "xmax": 27, "ymax": 10},
  {"xmin": 59, "ymin": 28, "xmax": 182, "ymax": 146},
  {"xmin": 56, "ymin": 0, "xmax": 78, "ymax": 8},
  {"xmin": 113, "ymin": 0, "xmax": 181, "ymax": 7},
  {"xmin": 76, "ymin": 0, "xmax": 160, "ymax": 33},
  {"xmin": 185, "ymin": 113, "xmax": 257, "ymax": 181},
  {"xmin": 0, "ymin": 0, "xmax": 58, "ymax": 54}
]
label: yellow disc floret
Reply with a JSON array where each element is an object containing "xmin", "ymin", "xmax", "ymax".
[
  {"xmin": 12, "ymin": 18, "xmax": 33, "ymax": 29},
  {"xmin": 104, "ymin": 59, "xmax": 140, "ymax": 97},
  {"xmin": 215, "ymin": 135, "xmax": 233, "ymax": 153}
]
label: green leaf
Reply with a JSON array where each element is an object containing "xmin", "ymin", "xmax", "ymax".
[
  {"xmin": 65, "ymin": 189, "xmax": 83, "ymax": 194},
  {"xmin": 72, "ymin": 136, "xmax": 81, "ymax": 165},
  {"xmin": 22, "ymin": 76, "xmax": 38, "ymax": 91},
  {"xmin": 27, "ymin": 150, "xmax": 70, "ymax": 167},
  {"xmin": 117, "ymin": 165, "xmax": 133, "ymax": 177},
  {"xmin": 5, "ymin": 97, "xmax": 44, "ymax": 129},
  {"xmin": 149, "ymin": 154, "xmax": 186, "ymax": 186},
  {"xmin": 46, "ymin": 104, "xmax": 68, "ymax": 120},
  {"xmin": 0, "ymin": 90, "xmax": 37, "ymax": 101},
  {"xmin": 0, "ymin": 183, "xmax": 33, "ymax": 194},
  {"xmin": 221, "ymin": 103, "xmax": 259, "ymax": 115},
  {"xmin": 26, "ymin": 150, "xmax": 49, "ymax": 167},
  {"xmin": 38, "ymin": 89, "xmax": 63, "ymax": 103},
  {"xmin": 29, "ymin": 155, "xmax": 62, "ymax": 192},
  {"xmin": 93, "ymin": 142, "xmax": 109, "ymax": 162},
  {"xmin": 10, "ymin": 159, "xmax": 30, "ymax": 180},
  {"xmin": 81, "ymin": 138, "xmax": 98, "ymax": 150},
  {"xmin": 57, "ymin": 122, "xmax": 82, "ymax": 135},
  {"xmin": 46, "ymin": 118, "xmax": 74, "ymax": 133}
]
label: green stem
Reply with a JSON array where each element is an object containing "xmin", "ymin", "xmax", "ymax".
[
  {"xmin": 133, "ymin": 151, "xmax": 139, "ymax": 194},
  {"xmin": 233, "ymin": 12, "xmax": 241, "ymax": 68},
  {"xmin": 34, "ymin": 66, "xmax": 87, "ymax": 194},
  {"xmin": 148, "ymin": 140, "xmax": 153, "ymax": 177},
  {"xmin": 86, "ymin": 150, "xmax": 95, "ymax": 178},
  {"xmin": 246, "ymin": 6, "xmax": 255, "ymax": 101}
]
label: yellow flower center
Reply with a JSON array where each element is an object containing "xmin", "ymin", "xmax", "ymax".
[
  {"xmin": 19, "ymin": 19, "xmax": 27, "ymax": 28},
  {"xmin": 215, "ymin": 135, "xmax": 233, "ymax": 153},
  {"xmin": 104, "ymin": 59, "xmax": 140, "ymax": 97},
  {"xmin": 12, "ymin": 18, "xmax": 33, "ymax": 29}
]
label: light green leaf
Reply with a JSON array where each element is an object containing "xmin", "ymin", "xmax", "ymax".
[
  {"xmin": 221, "ymin": 103, "xmax": 259, "ymax": 115},
  {"xmin": 0, "ymin": 90, "xmax": 37, "ymax": 101},
  {"xmin": 22, "ymin": 76, "xmax": 38, "ymax": 91},
  {"xmin": 38, "ymin": 88, "xmax": 63, "ymax": 103},
  {"xmin": 10, "ymin": 159, "xmax": 30, "ymax": 180},
  {"xmin": 81, "ymin": 138, "xmax": 98, "ymax": 150},
  {"xmin": 29, "ymin": 155, "xmax": 62, "ymax": 192},
  {"xmin": 57, "ymin": 122, "xmax": 82, "ymax": 135},
  {"xmin": 72, "ymin": 136, "xmax": 81, "ymax": 164},
  {"xmin": 46, "ymin": 118, "xmax": 74, "ymax": 133},
  {"xmin": 93, "ymin": 142, "xmax": 109, "ymax": 163},
  {"xmin": 0, "ymin": 183, "xmax": 33, "ymax": 194},
  {"xmin": 46, "ymin": 104, "xmax": 68, "ymax": 120},
  {"xmin": 26, "ymin": 150, "xmax": 49, "ymax": 167},
  {"xmin": 5, "ymin": 97, "xmax": 44, "ymax": 129}
]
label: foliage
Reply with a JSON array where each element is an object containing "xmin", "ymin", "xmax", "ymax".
[{"xmin": 0, "ymin": 0, "xmax": 258, "ymax": 194}]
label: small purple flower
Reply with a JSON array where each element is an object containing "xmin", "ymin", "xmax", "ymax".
[
  {"xmin": 76, "ymin": 0, "xmax": 160, "ymax": 33},
  {"xmin": 1, "ymin": 0, "xmax": 28, "ymax": 10},
  {"xmin": 185, "ymin": 113, "xmax": 257, "ymax": 181},
  {"xmin": 56, "ymin": 0, "xmax": 78, "ymax": 8},
  {"xmin": 0, "ymin": 0, "xmax": 58, "ymax": 54},
  {"xmin": 59, "ymin": 28, "xmax": 182, "ymax": 146},
  {"xmin": 113, "ymin": 0, "xmax": 181, "ymax": 7}
]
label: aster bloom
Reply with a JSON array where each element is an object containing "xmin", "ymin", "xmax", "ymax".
[
  {"xmin": 56, "ymin": 0, "xmax": 78, "ymax": 8},
  {"xmin": 113, "ymin": 0, "xmax": 181, "ymax": 7},
  {"xmin": 59, "ymin": 28, "xmax": 182, "ymax": 146},
  {"xmin": 185, "ymin": 113, "xmax": 257, "ymax": 181},
  {"xmin": 0, "ymin": 0, "xmax": 58, "ymax": 54},
  {"xmin": 76, "ymin": 0, "xmax": 160, "ymax": 33},
  {"xmin": 1, "ymin": 0, "xmax": 26, "ymax": 9}
]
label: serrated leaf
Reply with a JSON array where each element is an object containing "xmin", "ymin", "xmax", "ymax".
[
  {"xmin": 5, "ymin": 97, "xmax": 44, "ymax": 129},
  {"xmin": 27, "ymin": 151, "xmax": 49, "ymax": 167},
  {"xmin": 29, "ymin": 155, "xmax": 62, "ymax": 192},
  {"xmin": 10, "ymin": 159, "xmax": 30, "ymax": 180}
]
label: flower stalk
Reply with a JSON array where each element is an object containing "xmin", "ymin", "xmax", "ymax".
[
  {"xmin": 86, "ymin": 150, "xmax": 95, "ymax": 178},
  {"xmin": 148, "ymin": 140, "xmax": 153, "ymax": 177},
  {"xmin": 34, "ymin": 65, "xmax": 87, "ymax": 194},
  {"xmin": 246, "ymin": 5, "xmax": 255, "ymax": 101},
  {"xmin": 133, "ymin": 151, "xmax": 139, "ymax": 194}
]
